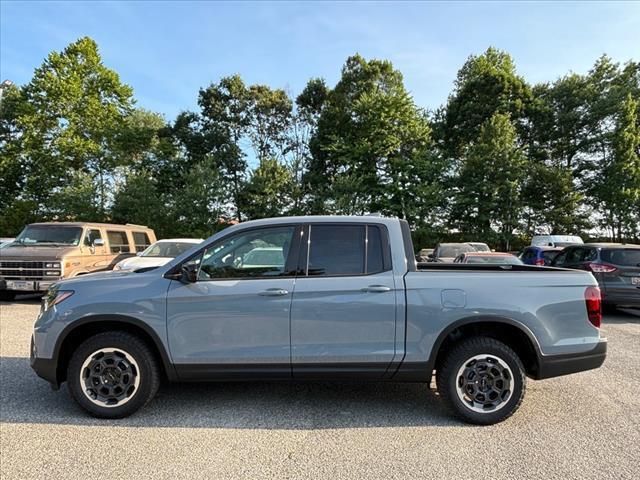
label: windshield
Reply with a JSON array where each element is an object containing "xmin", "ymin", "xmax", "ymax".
[
  {"xmin": 439, "ymin": 244, "xmax": 475, "ymax": 257},
  {"xmin": 466, "ymin": 255, "xmax": 523, "ymax": 265},
  {"xmin": 15, "ymin": 226, "xmax": 82, "ymax": 246},
  {"xmin": 141, "ymin": 242, "xmax": 198, "ymax": 258},
  {"xmin": 601, "ymin": 249, "xmax": 640, "ymax": 267}
]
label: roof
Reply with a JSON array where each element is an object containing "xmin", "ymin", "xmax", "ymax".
[
  {"xmin": 228, "ymin": 215, "xmax": 402, "ymax": 228},
  {"xmin": 155, "ymin": 238, "xmax": 203, "ymax": 243},
  {"xmin": 462, "ymin": 252, "xmax": 516, "ymax": 256},
  {"xmin": 28, "ymin": 221, "xmax": 153, "ymax": 230},
  {"xmin": 582, "ymin": 243, "xmax": 640, "ymax": 248}
]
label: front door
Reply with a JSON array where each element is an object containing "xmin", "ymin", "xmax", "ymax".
[
  {"xmin": 290, "ymin": 223, "xmax": 397, "ymax": 379},
  {"xmin": 166, "ymin": 225, "xmax": 301, "ymax": 379}
]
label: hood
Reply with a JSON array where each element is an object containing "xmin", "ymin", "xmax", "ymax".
[
  {"xmin": 56, "ymin": 269, "xmax": 137, "ymax": 287},
  {"xmin": 116, "ymin": 256, "xmax": 172, "ymax": 270},
  {"xmin": 0, "ymin": 244, "xmax": 77, "ymax": 260}
]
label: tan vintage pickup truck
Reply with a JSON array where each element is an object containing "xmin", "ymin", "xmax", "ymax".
[{"xmin": 0, "ymin": 222, "xmax": 156, "ymax": 300}]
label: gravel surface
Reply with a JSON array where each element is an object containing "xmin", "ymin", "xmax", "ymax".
[{"xmin": 1, "ymin": 297, "xmax": 639, "ymax": 479}]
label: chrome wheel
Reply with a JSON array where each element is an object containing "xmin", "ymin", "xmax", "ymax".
[
  {"xmin": 80, "ymin": 348, "xmax": 141, "ymax": 408},
  {"xmin": 455, "ymin": 354, "xmax": 513, "ymax": 413}
]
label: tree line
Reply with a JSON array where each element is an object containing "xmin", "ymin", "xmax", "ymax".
[{"xmin": 1, "ymin": 37, "xmax": 638, "ymax": 248}]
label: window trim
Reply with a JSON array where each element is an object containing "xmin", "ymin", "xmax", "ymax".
[
  {"xmin": 190, "ymin": 224, "xmax": 304, "ymax": 282},
  {"xmin": 298, "ymin": 222, "xmax": 393, "ymax": 278}
]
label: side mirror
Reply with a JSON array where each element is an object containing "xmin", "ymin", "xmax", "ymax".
[
  {"xmin": 180, "ymin": 263, "xmax": 198, "ymax": 283},
  {"xmin": 93, "ymin": 238, "xmax": 104, "ymax": 247},
  {"xmin": 136, "ymin": 251, "xmax": 143, "ymax": 256}
]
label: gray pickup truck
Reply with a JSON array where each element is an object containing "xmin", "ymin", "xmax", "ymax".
[{"xmin": 30, "ymin": 216, "xmax": 606, "ymax": 424}]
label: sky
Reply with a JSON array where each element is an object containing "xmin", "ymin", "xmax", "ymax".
[{"xmin": 1, "ymin": 1, "xmax": 639, "ymax": 120}]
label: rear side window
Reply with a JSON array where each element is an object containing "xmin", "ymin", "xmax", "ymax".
[
  {"xmin": 107, "ymin": 231, "xmax": 130, "ymax": 254},
  {"xmin": 132, "ymin": 232, "xmax": 151, "ymax": 252},
  {"xmin": 542, "ymin": 250, "xmax": 559, "ymax": 263},
  {"xmin": 601, "ymin": 249, "xmax": 640, "ymax": 266},
  {"xmin": 308, "ymin": 225, "xmax": 365, "ymax": 276},
  {"xmin": 306, "ymin": 224, "xmax": 390, "ymax": 276}
]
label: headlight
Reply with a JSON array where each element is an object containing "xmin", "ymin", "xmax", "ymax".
[
  {"xmin": 43, "ymin": 289, "xmax": 74, "ymax": 311},
  {"xmin": 45, "ymin": 262, "xmax": 61, "ymax": 268},
  {"xmin": 45, "ymin": 270, "xmax": 61, "ymax": 276}
]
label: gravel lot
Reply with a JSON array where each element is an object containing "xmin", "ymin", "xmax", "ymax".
[{"xmin": 1, "ymin": 297, "xmax": 639, "ymax": 480}]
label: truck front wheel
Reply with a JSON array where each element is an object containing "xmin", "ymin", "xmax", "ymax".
[
  {"xmin": 67, "ymin": 331, "xmax": 160, "ymax": 418},
  {"xmin": 436, "ymin": 337, "xmax": 526, "ymax": 425}
]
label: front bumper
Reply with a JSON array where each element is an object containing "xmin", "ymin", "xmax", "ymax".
[
  {"xmin": 30, "ymin": 335, "xmax": 60, "ymax": 389},
  {"xmin": 1, "ymin": 278, "xmax": 58, "ymax": 293},
  {"xmin": 536, "ymin": 339, "xmax": 607, "ymax": 379}
]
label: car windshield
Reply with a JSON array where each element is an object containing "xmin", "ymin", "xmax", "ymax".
[
  {"xmin": 15, "ymin": 226, "xmax": 82, "ymax": 246},
  {"xmin": 466, "ymin": 255, "xmax": 523, "ymax": 265},
  {"xmin": 142, "ymin": 242, "xmax": 197, "ymax": 258},
  {"xmin": 439, "ymin": 244, "xmax": 476, "ymax": 257},
  {"xmin": 601, "ymin": 249, "xmax": 640, "ymax": 267}
]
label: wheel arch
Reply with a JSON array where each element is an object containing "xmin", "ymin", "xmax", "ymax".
[
  {"xmin": 53, "ymin": 314, "xmax": 177, "ymax": 385},
  {"xmin": 428, "ymin": 316, "xmax": 543, "ymax": 379}
]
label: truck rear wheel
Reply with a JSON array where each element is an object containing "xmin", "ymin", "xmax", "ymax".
[
  {"xmin": 67, "ymin": 331, "xmax": 160, "ymax": 418},
  {"xmin": 436, "ymin": 337, "xmax": 526, "ymax": 425}
]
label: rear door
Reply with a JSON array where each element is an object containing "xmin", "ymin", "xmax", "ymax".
[{"xmin": 290, "ymin": 223, "xmax": 397, "ymax": 379}]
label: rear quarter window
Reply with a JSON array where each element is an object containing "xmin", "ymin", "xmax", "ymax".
[
  {"xmin": 601, "ymin": 249, "xmax": 640, "ymax": 266},
  {"xmin": 132, "ymin": 232, "xmax": 151, "ymax": 252}
]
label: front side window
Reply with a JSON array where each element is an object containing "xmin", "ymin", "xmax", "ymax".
[
  {"xmin": 198, "ymin": 226, "xmax": 296, "ymax": 280},
  {"xmin": 15, "ymin": 226, "xmax": 82, "ymax": 246},
  {"xmin": 107, "ymin": 231, "xmax": 131, "ymax": 254},
  {"xmin": 84, "ymin": 229, "xmax": 102, "ymax": 246}
]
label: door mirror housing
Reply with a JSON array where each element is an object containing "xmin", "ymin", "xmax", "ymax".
[
  {"xmin": 93, "ymin": 238, "xmax": 105, "ymax": 247},
  {"xmin": 180, "ymin": 263, "xmax": 198, "ymax": 283}
]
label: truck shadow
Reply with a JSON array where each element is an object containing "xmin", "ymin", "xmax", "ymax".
[{"xmin": 0, "ymin": 357, "xmax": 462, "ymax": 429}]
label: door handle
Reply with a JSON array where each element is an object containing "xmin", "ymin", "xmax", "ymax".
[
  {"xmin": 258, "ymin": 288, "xmax": 289, "ymax": 297},
  {"xmin": 361, "ymin": 285, "xmax": 392, "ymax": 293}
]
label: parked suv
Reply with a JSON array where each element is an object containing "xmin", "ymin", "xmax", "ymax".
[
  {"xmin": 0, "ymin": 222, "xmax": 156, "ymax": 300},
  {"xmin": 520, "ymin": 246, "xmax": 562, "ymax": 266},
  {"xmin": 551, "ymin": 243, "xmax": 640, "ymax": 309}
]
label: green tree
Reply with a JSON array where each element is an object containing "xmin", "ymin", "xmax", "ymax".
[
  {"xmin": 306, "ymin": 54, "xmax": 444, "ymax": 223},
  {"xmin": 452, "ymin": 113, "xmax": 528, "ymax": 249},
  {"xmin": 240, "ymin": 158, "xmax": 294, "ymax": 219},
  {"xmin": 441, "ymin": 47, "xmax": 532, "ymax": 159},
  {"xmin": 592, "ymin": 94, "xmax": 640, "ymax": 240},
  {"xmin": 14, "ymin": 37, "xmax": 134, "ymax": 219}
]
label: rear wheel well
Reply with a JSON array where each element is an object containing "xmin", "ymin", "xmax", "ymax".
[
  {"xmin": 56, "ymin": 321, "xmax": 167, "ymax": 384},
  {"xmin": 434, "ymin": 321, "xmax": 540, "ymax": 377}
]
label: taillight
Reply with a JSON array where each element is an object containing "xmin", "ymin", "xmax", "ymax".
[
  {"xmin": 586, "ymin": 263, "xmax": 617, "ymax": 273},
  {"xmin": 585, "ymin": 286, "xmax": 602, "ymax": 328},
  {"xmin": 535, "ymin": 258, "xmax": 545, "ymax": 266}
]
